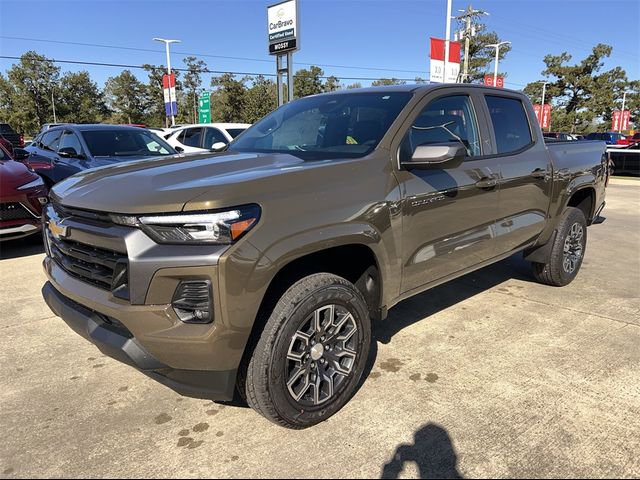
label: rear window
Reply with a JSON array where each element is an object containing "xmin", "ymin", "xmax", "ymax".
[
  {"xmin": 485, "ymin": 96, "xmax": 533, "ymax": 154},
  {"xmin": 227, "ymin": 128, "xmax": 246, "ymax": 139},
  {"xmin": 0, "ymin": 124, "xmax": 15, "ymax": 134}
]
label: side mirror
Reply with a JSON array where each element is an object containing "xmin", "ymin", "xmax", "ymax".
[
  {"xmin": 210, "ymin": 142, "xmax": 227, "ymax": 152},
  {"xmin": 58, "ymin": 147, "xmax": 81, "ymax": 159},
  {"xmin": 175, "ymin": 146, "xmax": 185, "ymax": 153},
  {"xmin": 401, "ymin": 142, "xmax": 467, "ymax": 170},
  {"xmin": 13, "ymin": 148, "xmax": 30, "ymax": 161}
]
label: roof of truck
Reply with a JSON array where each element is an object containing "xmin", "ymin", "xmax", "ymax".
[{"xmin": 314, "ymin": 83, "xmax": 519, "ymax": 96}]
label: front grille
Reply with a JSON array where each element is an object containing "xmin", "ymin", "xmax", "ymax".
[
  {"xmin": 53, "ymin": 204, "xmax": 112, "ymax": 225},
  {"xmin": 47, "ymin": 230, "xmax": 129, "ymax": 298},
  {"xmin": 0, "ymin": 202, "xmax": 35, "ymax": 221}
]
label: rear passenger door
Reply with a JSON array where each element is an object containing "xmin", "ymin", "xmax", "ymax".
[
  {"xmin": 395, "ymin": 91, "xmax": 500, "ymax": 294},
  {"xmin": 482, "ymin": 94, "xmax": 552, "ymax": 255}
]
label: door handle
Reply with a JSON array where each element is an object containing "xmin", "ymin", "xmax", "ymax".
[
  {"xmin": 475, "ymin": 177, "xmax": 498, "ymax": 189},
  {"xmin": 531, "ymin": 168, "xmax": 547, "ymax": 179}
]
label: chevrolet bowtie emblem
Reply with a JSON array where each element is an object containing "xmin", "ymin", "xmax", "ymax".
[{"xmin": 49, "ymin": 219, "xmax": 69, "ymax": 239}]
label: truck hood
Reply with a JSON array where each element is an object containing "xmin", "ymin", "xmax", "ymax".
[{"xmin": 51, "ymin": 151, "xmax": 305, "ymax": 213}]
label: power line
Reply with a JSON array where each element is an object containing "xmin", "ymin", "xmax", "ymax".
[
  {"xmin": 0, "ymin": 55, "xmax": 424, "ymax": 82},
  {"xmin": 0, "ymin": 36, "xmax": 429, "ymax": 76}
]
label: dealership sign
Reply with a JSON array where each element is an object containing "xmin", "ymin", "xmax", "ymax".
[
  {"xmin": 268, "ymin": 0, "xmax": 298, "ymax": 55},
  {"xmin": 534, "ymin": 104, "xmax": 552, "ymax": 129},
  {"xmin": 162, "ymin": 73, "xmax": 177, "ymax": 117},
  {"xmin": 612, "ymin": 110, "xmax": 630, "ymax": 131},
  {"xmin": 484, "ymin": 75, "xmax": 504, "ymax": 88},
  {"xmin": 429, "ymin": 38, "xmax": 460, "ymax": 83}
]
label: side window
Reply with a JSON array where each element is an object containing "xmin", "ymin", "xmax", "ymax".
[
  {"xmin": 41, "ymin": 130, "xmax": 63, "ymax": 152},
  {"xmin": 58, "ymin": 131, "xmax": 84, "ymax": 156},
  {"xmin": 485, "ymin": 96, "xmax": 533, "ymax": 154},
  {"xmin": 400, "ymin": 95, "xmax": 481, "ymax": 163},
  {"xmin": 181, "ymin": 128, "xmax": 202, "ymax": 147},
  {"xmin": 203, "ymin": 128, "xmax": 228, "ymax": 148}
]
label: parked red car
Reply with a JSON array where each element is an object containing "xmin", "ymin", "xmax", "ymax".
[
  {"xmin": 617, "ymin": 132, "xmax": 640, "ymax": 146},
  {"xmin": 0, "ymin": 143, "xmax": 48, "ymax": 241},
  {"xmin": 0, "ymin": 134, "xmax": 14, "ymax": 156}
]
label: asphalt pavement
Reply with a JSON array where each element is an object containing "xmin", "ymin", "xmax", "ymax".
[{"xmin": 1, "ymin": 178, "xmax": 638, "ymax": 478}]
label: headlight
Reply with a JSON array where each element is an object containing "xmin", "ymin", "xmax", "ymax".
[
  {"xmin": 17, "ymin": 176, "xmax": 45, "ymax": 190},
  {"xmin": 112, "ymin": 204, "xmax": 261, "ymax": 245}
]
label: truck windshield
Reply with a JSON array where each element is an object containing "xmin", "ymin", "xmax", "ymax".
[{"xmin": 229, "ymin": 92, "xmax": 412, "ymax": 160}]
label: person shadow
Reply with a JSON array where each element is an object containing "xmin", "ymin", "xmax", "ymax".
[{"xmin": 381, "ymin": 423, "xmax": 463, "ymax": 479}]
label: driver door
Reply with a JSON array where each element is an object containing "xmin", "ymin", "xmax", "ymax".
[{"xmin": 394, "ymin": 92, "xmax": 500, "ymax": 294}]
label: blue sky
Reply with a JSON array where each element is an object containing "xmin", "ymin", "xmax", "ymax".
[{"xmin": 0, "ymin": 0, "xmax": 638, "ymax": 91}]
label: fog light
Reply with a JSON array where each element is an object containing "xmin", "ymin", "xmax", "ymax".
[{"xmin": 172, "ymin": 280, "xmax": 213, "ymax": 324}]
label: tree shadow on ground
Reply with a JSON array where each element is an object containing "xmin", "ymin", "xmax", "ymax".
[{"xmin": 381, "ymin": 422, "xmax": 462, "ymax": 479}]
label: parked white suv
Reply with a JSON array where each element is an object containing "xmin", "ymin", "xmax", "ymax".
[{"xmin": 164, "ymin": 123, "xmax": 251, "ymax": 153}]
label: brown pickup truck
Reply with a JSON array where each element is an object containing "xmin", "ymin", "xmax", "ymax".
[{"xmin": 42, "ymin": 84, "xmax": 608, "ymax": 428}]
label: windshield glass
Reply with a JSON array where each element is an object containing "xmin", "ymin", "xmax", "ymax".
[
  {"xmin": 81, "ymin": 129, "xmax": 175, "ymax": 157},
  {"xmin": 229, "ymin": 92, "xmax": 412, "ymax": 159}
]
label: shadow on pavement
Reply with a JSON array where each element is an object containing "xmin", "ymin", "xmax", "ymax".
[
  {"xmin": 381, "ymin": 423, "xmax": 462, "ymax": 479},
  {"xmin": 375, "ymin": 253, "xmax": 533, "ymax": 345},
  {"xmin": 0, "ymin": 235, "xmax": 44, "ymax": 260}
]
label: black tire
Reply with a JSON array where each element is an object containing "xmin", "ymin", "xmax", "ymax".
[
  {"xmin": 532, "ymin": 207, "xmax": 587, "ymax": 287},
  {"xmin": 244, "ymin": 273, "xmax": 371, "ymax": 429}
]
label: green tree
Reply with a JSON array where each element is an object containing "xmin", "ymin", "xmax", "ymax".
[
  {"xmin": 244, "ymin": 75, "xmax": 277, "ymax": 123},
  {"xmin": 523, "ymin": 44, "xmax": 632, "ymax": 133},
  {"xmin": 0, "ymin": 51, "xmax": 60, "ymax": 134},
  {"xmin": 346, "ymin": 82, "xmax": 363, "ymax": 89},
  {"xmin": 210, "ymin": 73, "xmax": 248, "ymax": 122},
  {"xmin": 57, "ymin": 71, "xmax": 108, "ymax": 124},
  {"xmin": 104, "ymin": 70, "xmax": 149, "ymax": 125},
  {"xmin": 324, "ymin": 75, "xmax": 341, "ymax": 92},
  {"xmin": 371, "ymin": 78, "xmax": 406, "ymax": 86},
  {"xmin": 182, "ymin": 56, "xmax": 208, "ymax": 124},
  {"xmin": 294, "ymin": 66, "xmax": 324, "ymax": 98}
]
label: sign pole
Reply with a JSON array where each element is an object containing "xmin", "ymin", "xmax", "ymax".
[
  {"xmin": 276, "ymin": 55, "xmax": 284, "ymax": 106},
  {"xmin": 444, "ymin": 0, "xmax": 452, "ymax": 83},
  {"xmin": 287, "ymin": 51, "xmax": 294, "ymax": 102}
]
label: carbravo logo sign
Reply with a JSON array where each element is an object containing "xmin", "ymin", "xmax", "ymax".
[
  {"xmin": 269, "ymin": 18, "xmax": 293, "ymax": 31},
  {"xmin": 267, "ymin": 0, "xmax": 298, "ymax": 54}
]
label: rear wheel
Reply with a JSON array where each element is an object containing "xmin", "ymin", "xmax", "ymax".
[
  {"xmin": 532, "ymin": 207, "xmax": 587, "ymax": 287},
  {"xmin": 244, "ymin": 273, "xmax": 371, "ymax": 429}
]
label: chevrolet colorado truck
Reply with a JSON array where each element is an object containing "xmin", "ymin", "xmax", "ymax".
[{"xmin": 42, "ymin": 85, "xmax": 608, "ymax": 428}]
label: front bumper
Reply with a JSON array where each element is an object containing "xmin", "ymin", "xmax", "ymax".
[{"xmin": 43, "ymin": 281, "xmax": 236, "ymax": 400}]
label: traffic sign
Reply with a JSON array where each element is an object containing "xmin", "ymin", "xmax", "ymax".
[{"xmin": 198, "ymin": 91, "xmax": 211, "ymax": 124}]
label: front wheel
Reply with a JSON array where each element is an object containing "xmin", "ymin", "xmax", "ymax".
[
  {"xmin": 532, "ymin": 207, "xmax": 587, "ymax": 287},
  {"xmin": 244, "ymin": 273, "xmax": 371, "ymax": 429}
]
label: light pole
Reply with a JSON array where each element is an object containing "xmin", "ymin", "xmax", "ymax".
[
  {"xmin": 153, "ymin": 37, "xmax": 181, "ymax": 126},
  {"xmin": 486, "ymin": 41, "xmax": 510, "ymax": 85},
  {"xmin": 51, "ymin": 87, "xmax": 57, "ymax": 123},
  {"xmin": 444, "ymin": 0, "xmax": 453, "ymax": 83}
]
